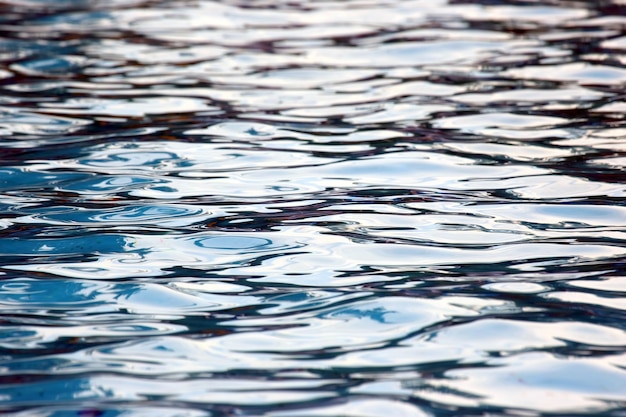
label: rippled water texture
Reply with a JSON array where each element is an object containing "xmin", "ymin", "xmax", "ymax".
[{"xmin": 1, "ymin": 0, "xmax": 626, "ymax": 415}]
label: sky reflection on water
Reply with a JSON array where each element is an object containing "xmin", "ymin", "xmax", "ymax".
[{"xmin": 0, "ymin": 0, "xmax": 625, "ymax": 416}]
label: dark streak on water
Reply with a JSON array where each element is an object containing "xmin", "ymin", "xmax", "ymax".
[{"xmin": 0, "ymin": 0, "xmax": 626, "ymax": 416}]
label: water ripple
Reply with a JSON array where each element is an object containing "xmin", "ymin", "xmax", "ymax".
[{"xmin": 0, "ymin": 0, "xmax": 625, "ymax": 415}]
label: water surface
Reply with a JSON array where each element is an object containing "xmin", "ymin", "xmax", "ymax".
[{"xmin": 0, "ymin": 0, "xmax": 625, "ymax": 416}]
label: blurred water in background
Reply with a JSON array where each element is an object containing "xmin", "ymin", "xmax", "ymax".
[{"xmin": 0, "ymin": 0, "xmax": 625, "ymax": 415}]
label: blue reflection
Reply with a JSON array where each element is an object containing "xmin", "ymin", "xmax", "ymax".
[
  {"xmin": 61, "ymin": 176, "xmax": 162, "ymax": 193},
  {"xmin": 192, "ymin": 236, "xmax": 273, "ymax": 250},
  {"xmin": 0, "ymin": 279, "xmax": 104, "ymax": 307},
  {"xmin": 0, "ymin": 377, "xmax": 105, "ymax": 405},
  {"xmin": 13, "ymin": 56, "xmax": 84, "ymax": 77},
  {"xmin": 33, "ymin": 10, "xmax": 114, "ymax": 25},
  {"xmin": 0, "ymin": 235, "xmax": 132, "ymax": 256},
  {"xmin": 323, "ymin": 306, "xmax": 391, "ymax": 323},
  {"xmin": 0, "ymin": 168, "xmax": 88, "ymax": 191},
  {"xmin": 28, "ymin": 205, "xmax": 203, "ymax": 224},
  {"xmin": 81, "ymin": 151, "xmax": 179, "ymax": 167}
]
